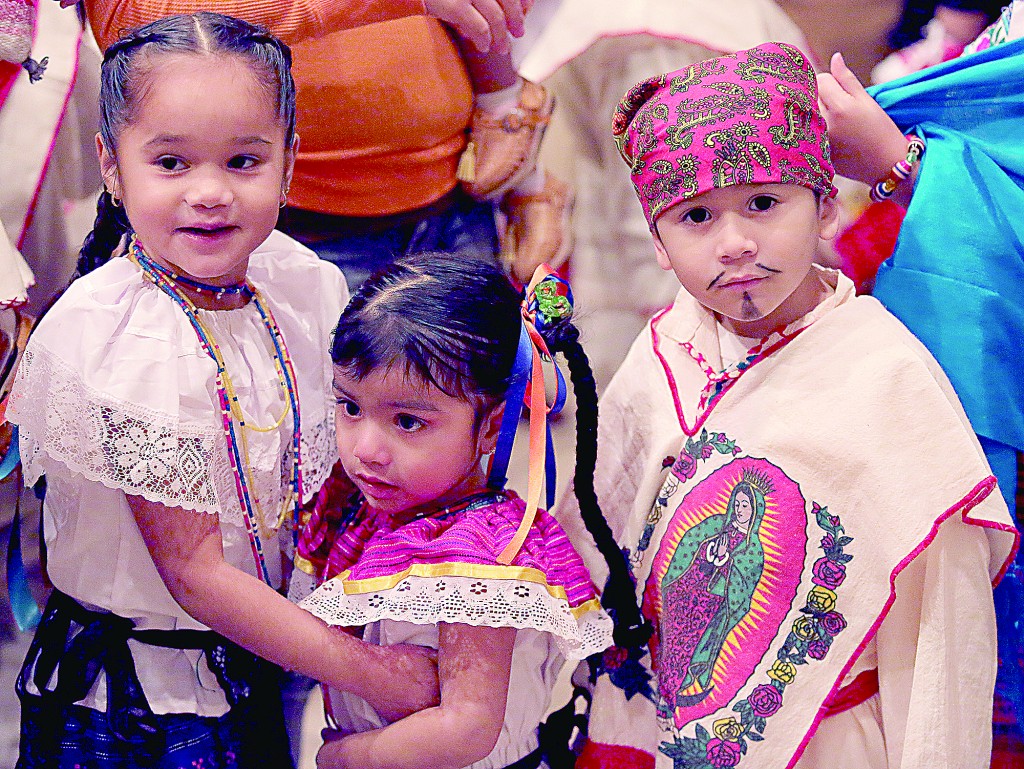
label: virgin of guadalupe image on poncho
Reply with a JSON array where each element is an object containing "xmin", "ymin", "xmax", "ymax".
[{"xmin": 642, "ymin": 456, "xmax": 809, "ymax": 729}]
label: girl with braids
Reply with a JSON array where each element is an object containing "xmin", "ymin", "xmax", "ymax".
[
  {"xmin": 5, "ymin": 12, "xmax": 443, "ymax": 769},
  {"xmin": 289, "ymin": 253, "xmax": 632, "ymax": 769}
]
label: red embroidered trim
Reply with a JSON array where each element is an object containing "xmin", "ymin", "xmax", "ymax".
[{"xmin": 577, "ymin": 740, "xmax": 655, "ymax": 769}]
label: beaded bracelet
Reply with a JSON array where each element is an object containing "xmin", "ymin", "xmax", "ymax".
[{"xmin": 869, "ymin": 134, "xmax": 926, "ymax": 203}]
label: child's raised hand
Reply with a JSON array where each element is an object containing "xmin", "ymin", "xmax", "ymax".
[
  {"xmin": 424, "ymin": 0, "xmax": 530, "ymax": 53},
  {"xmin": 817, "ymin": 52, "xmax": 908, "ymax": 187}
]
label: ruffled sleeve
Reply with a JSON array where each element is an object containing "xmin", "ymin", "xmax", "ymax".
[
  {"xmin": 298, "ymin": 493, "xmax": 614, "ymax": 659},
  {"xmin": 7, "ymin": 230, "xmax": 347, "ymax": 524}
]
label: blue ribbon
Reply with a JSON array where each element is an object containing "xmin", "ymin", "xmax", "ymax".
[
  {"xmin": 3, "ymin": 426, "xmax": 41, "ymax": 631},
  {"xmin": 488, "ymin": 325, "xmax": 533, "ymax": 492}
]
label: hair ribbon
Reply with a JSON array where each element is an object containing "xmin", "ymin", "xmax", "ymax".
[{"xmin": 491, "ymin": 265, "xmax": 572, "ymax": 565}]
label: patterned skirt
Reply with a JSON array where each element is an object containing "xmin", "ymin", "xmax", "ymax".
[{"xmin": 16, "ymin": 591, "xmax": 293, "ymax": 769}]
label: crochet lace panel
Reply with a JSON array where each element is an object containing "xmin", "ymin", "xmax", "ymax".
[
  {"xmin": 14, "ymin": 347, "xmax": 337, "ymax": 526},
  {"xmin": 299, "ymin": 574, "xmax": 614, "ymax": 660},
  {"xmin": 299, "ymin": 409, "xmax": 337, "ymax": 504}
]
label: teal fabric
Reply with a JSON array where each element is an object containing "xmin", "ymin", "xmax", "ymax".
[
  {"xmin": 869, "ymin": 39, "xmax": 1024, "ymax": 483},
  {"xmin": 868, "ymin": 37, "xmax": 1024, "ymax": 727}
]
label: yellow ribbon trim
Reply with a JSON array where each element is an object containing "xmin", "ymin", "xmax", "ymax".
[
  {"xmin": 293, "ymin": 552, "xmax": 317, "ymax": 576},
  {"xmin": 325, "ymin": 562, "xmax": 603, "ymax": 620}
]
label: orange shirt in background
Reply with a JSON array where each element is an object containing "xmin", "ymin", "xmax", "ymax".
[{"xmin": 87, "ymin": 1, "xmax": 471, "ymax": 217}]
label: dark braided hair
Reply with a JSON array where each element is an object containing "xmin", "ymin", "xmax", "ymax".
[
  {"xmin": 334, "ymin": 252, "xmax": 650, "ymax": 648},
  {"xmin": 77, "ymin": 11, "xmax": 296, "ymax": 277},
  {"xmin": 540, "ymin": 322, "xmax": 652, "ymax": 650}
]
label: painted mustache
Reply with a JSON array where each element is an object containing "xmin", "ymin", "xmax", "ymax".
[{"xmin": 707, "ymin": 263, "xmax": 781, "ymax": 290}]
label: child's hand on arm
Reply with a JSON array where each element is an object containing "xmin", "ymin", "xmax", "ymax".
[
  {"xmin": 126, "ymin": 496, "xmax": 440, "ymax": 718},
  {"xmin": 818, "ymin": 52, "xmax": 914, "ymax": 204},
  {"xmin": 316, "ymin": 623, "xmax": 516, "ymax": 769}
]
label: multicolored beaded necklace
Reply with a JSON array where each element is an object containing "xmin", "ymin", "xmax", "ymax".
[{"xmin": 127, "ymin": 237, "xmax": 303, "ymax": 585}]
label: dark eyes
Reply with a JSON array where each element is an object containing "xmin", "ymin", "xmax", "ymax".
[
  {"xmin": 227, "ymin": 155, "xmax": 259, "ymax": 170},
  {"xmin": 396, "ymin": 414, "xmax": 424, "ymax": 432},
  {"xmin": 157, "ymin": 156, "xmax": 184, "ymax": 171},
  {"xmin": 154, "ymin": 155, "xmax": 260, "ymax": 171},
  {"xmin": 679, "ymin": 195, "xmax": 778, "ymax": 223},
  {"xmin": 682, "ymin": 207, "xmax": 711, "ymax": 224},
  {"xmin": 336, "ymin": 398, "xmax": 359, "ymax": 417}
]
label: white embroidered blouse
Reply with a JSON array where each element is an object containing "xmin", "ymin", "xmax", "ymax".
[{"xmin": 7, "ymin": 230, "xmax": 347, "ymax": 716}]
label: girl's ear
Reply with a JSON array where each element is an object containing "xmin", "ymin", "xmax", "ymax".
[
  {"xmin": 96, "ymin": 133, "xmax": 120, "ymax": 199},
  {"xmin": 284, "ymin": 133, "xmax": 299, "ymax": 191},
  {"xmin": 477, "ymin": 401, "xmax": 505, "ymax": 456}
]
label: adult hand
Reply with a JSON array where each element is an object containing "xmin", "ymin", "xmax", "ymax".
[
  {"xmin": 424, "ymin": 0, "xmax": 531, "ymax": 53},
  {"xmin": 818, "ymin": 52, "xmax": 908, "ymax": 187}
]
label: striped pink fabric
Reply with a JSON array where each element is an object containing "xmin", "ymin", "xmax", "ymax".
[{"xmin": 304, "ymin": 489, "xmax": 600, "ymax": 610}]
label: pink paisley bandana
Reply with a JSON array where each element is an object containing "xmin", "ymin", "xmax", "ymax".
[{"xmin": 613, "ymin": 42, "xmax": 837, "ymax": 227}]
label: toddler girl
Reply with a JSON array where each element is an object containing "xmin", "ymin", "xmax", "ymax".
[
  {"xmin": 289, "ymin": 254, "xmax": 627, "ymax": 769},
  {"xmin": 7, "ymin": 12, "xmax": 438, "ymax": 768}
]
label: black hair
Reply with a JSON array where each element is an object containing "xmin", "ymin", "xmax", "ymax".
[
  {"xmin": 77, "ymin": 11, "xmax": 296, "ymax": 277},
  {"xmin": 332, "ymin": 252, "xmax": 521, "ymax": 421},
  {"xmin": 333, "ymin": 253, "xmax": 651, "ymax": 648}
]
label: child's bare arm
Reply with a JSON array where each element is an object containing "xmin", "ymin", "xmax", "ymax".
[
  {"xmin": 818, "ymin": 52, "xmax": 916, "ymax": 207},
  {"xmin": 316, "ymin": 623, "xmax": 517, "ymax": 769},
  {"xmin": 127, "ymin": 494, "xmax": 439, "ymax": 722}
]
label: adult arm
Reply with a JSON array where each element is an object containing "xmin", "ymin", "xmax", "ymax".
[
  {"xmin": 127, "ymin": 494, "xmax": 440, "ymax": 722},
  {"xmin": 817, "ymin": 52, "xmax": 917, "ymax": 208},
  {"xmin": 85, "ymin": 0, "xmax": 528, "ymax": 53},
  {"xmin": 316, "ymin": 623, "xmax": 516, "ymax": 769}
]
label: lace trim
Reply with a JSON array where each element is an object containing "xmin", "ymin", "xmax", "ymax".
[
  {"xmin": 13, "ymin": 348, "xmax": 225, "ymax": 514},
  {"xmin": 298, "ymin": 410, "xmax": 337, "ymax": 503},
  {"xmin": 299, "ymin": 574, "xmax": 614, "ymax": 660},
  {"xmin": 12, "ymin": 347, "xmax": 337, "ymax": 527}
]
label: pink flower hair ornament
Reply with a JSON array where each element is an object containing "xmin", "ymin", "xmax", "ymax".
[{"xmin": 612, "ymin": 41, "xmax": 838, "ymax": 229}]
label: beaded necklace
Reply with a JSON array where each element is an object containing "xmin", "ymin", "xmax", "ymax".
[
  {"xmin": 128, "ymin": 238, "xmax": 303, "ymax": 585},
  {"xmin": 139, "ymin": 257, "xmax": 250, "ymax": 297}
]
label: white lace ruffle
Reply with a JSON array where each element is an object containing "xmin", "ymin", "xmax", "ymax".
[
  {"xmin": 299, "ymin": 411, "xmax": 338, "ymax": 504},
  {"xmin": 299, "ymin": 573, "xmax": 614, "ymax": 660},
  {"xmin": 14, "ymin": 346, "xmax": 226, "ymax": 513},
  {"xmin": 14, "ymin": 342, "xmax": 337, "ymax": 528}
]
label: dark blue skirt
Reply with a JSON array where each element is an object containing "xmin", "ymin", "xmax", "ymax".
[{"xmin": 16, "ymin": 591, "xmax": 293, "ymax": 769}]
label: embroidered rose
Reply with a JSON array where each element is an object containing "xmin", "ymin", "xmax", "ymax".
[
  {"xmin": 821, "ymin": 611, "xmax": 848, "ymax": 637},
  {"xmin": 713, "ymin": 717, "xmax": 744, "ymax": 742},
  {"xmin": 807, "ymin": 640, "xmax": 830, "ymax": 660},
  {"xmin": 767, "ymin": 660, "xmax": 797, "ymax": 685},
  {"xmin": 820, "ymin": 533, "xmax": 835, "ymax": 550},
  {"xmin": 811, "ymin": 557, "xmax": 846, "ymax": 589},
  {"xmin": 792, "ymin": 616, "xmax": 818, "ymax": 641},
  {"xmin": 806, "ymin": 585, "xmax": 837, "ymax": 613},
  {"xmin": 672, "ymin": 451, "xmax": 697, "ymax": 480},
  {"xmin": 706, "ymin": 738, "xmax": 742, "ymax": 767},
  {"xmin": 748, "ymin": 683, "xmax": 784, "ymax": 717},
  {"xmin": 701, "ymin": 444, "xmax": 714, "ymax": 459},
  {"xmin": 602, "ymin": 646, "xmax": 629, "ymax": 670}
]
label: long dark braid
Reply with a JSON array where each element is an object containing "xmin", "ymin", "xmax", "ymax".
[
  {"xmin": 539, "ymin": 321, "xmax": 652, "ymax": 650},
  {"xmin": 76, "ymin": 190, "xmax": 131, "ymax": 278}
]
